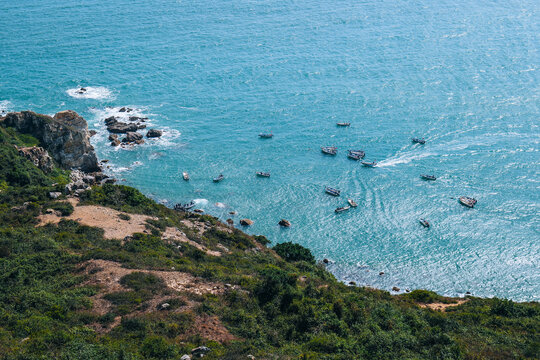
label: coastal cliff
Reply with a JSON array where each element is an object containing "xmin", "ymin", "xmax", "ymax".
[
  {"xmin": 0, "ymin": 112, "xmax": 537, "ymax": 360},
  {"xmin": 1, "ymin": 110, "xmax": 99, "ymax": 172}
]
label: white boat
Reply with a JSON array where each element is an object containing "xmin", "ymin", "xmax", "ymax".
[
  {"xmin": 325, "ymin": 186, "xmax": 341, "ymax": 196},
  {"xmin": 321, "ymin": 146, "xmax": 337, "ymax": 155},
  {"xmin": 259, "ymin": 133, "xmax": 273, "ymax": 138},
  {"xmin": 336, "ymin": 122, "xmax": 350, "ymax": 126},
  {"xmin": 256, "ymin": 172, "xmax": 270, "ymax": 177},
  {"xmin": 183, "ymin": 172, "xmax": 189, "ymax": 181},
  {"xmin": 459, "ymin": 196, "xmax": 477, "ymax": 208},
  {"xmin": 419, "ymin": 218, "xmax": 430, "ymax": 228},
  {"xmin": 348, "ymin": 199, "xmax": 358, "ymax": 207},
  {"xmin": 213, "ymin": 174, "xmax": 224, "ymax": 182},
  {"xmin": 361, "ymin": 160, "xmax": 377, "ymax": 167},
  {"xmin": 335, "ymin": 206, "xmax": 351, "ymax": 213}
]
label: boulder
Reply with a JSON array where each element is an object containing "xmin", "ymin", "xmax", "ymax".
[
  {"xmin": 89, "ymin": 130, "xmax": 97, "ymax": 137},
  {"xmin": 180, "ymin": 356, "xmax": 191, "ymax": 360},
  {"xmin": 119, "ymin": 107, "xmax": 127, "ymax": 112},
  {"xmin": 122, "ymin": 132, "xmax": 143, "ymax": 143},
  {"xmin": 108, "ymin": 134, "xmax": 118, "ymax": 141},
  {"xmin": 1, "ymin": 110, "xmax": 99, "ymax": 172},
  {"xmin": 322, "ymin": 258, "xmax": 329, "ymax": 264},
  {"xmin": 104, "ymin": 116, "xmax": 118, "ymax": 126},
  {"xmin": 226, "ymin": 218, "xmax": 234, "ymax": 225},
  {"xmin": 49, "ymin": 192, "xmax": 62, "ymax": 199},
  {"xmin": 146, "ymin": 129, "xmax": 163, "ymax": 138},
  {"xmin": 160, "ymin": 303, "xmax": 170, "ymax": 310},
  {"xmin": 191, "ymin": 346, "xmax": 210, "ymax": 357},
  {"xmin": 110, "ymin": 139, "xmax": 121, "ymax": 147},
  {"xmin": 349, "ymin": 281, "xmax": 356, "ymax": 286},
  {"xmin": 17, "ymin": 146, "xmax": 54, "ymax": 173},
  {"xmin": 129, "ymin": 116, "xmax": 147, "ymax": 122},
  {"xmin": 247, "ymin": 356, "xmax": 255, "ymax": 360},
  {"xmin": 239, "ymin": 219, "xmax": 253, "ymax": 226},
  {"xmin": 278, "ymin": 219, "xmax": 291, "ymax": 227},
  {"xmin": 107, "ymin": 121, "xmax": 139, "ymax": 133},
  {"xmin": 392, "ymin": 286, "xmax": 400, "ymax": 292},
  {"xmin": 379, "ymin": 272, "xmax": 385, "ymax": 276}
]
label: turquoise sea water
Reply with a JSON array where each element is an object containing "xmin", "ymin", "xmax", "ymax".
[{"xmin": 1, "ymin": 0, "xmax": 538, "ymax": 301}]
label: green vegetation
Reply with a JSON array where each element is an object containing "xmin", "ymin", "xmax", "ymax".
[{"xmin": 0, "ymin": 126, "xmax": 538, "ymax": 359}]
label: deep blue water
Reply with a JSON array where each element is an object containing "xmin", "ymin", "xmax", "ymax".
[{"xmin": 1, "ymin": 0, "xmax": 538, "ymax": 301}]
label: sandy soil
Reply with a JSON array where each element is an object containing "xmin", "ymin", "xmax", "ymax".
[
  {"xmin": 37, "ymin": 198, "xmax": 156, "ymax": 240},
  {"xmin": 162, "ymin": 227, "xmax": 222, "ymax": 256},
  {"xmin": 81, "ymin": 259, "xmax": 227, "ymax": 315},
  {"xmin": 418, "ymin": 299, "xmax": 468, "ymax": 311}
]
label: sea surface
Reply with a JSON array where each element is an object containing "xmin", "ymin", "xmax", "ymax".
[{"xmin": 1, "ymin": 0, "xmax": 538, "ymax": 301}]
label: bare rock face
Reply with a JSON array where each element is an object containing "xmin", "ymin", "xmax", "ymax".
[
  {"xmin": 1, "ymin": 110, "xmax": 100, "ymax": 172},
  {"xmin": 16, "ymin": 146, "xmax": 54, "ymax": 173}
]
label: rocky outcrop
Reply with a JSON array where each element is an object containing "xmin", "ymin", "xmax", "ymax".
[
  {"xmin": 239, "ymin": 219, "xmax": 253, "ymax": 226},
  {"xmin": 1, "ymin": 110, "xmax": 100, "ymax": 172},
  {"xmin": 146, "ymin": 129, "xmax": 162, "ymax": 138},
  {"xmin": 16, "ymin": 146, "xmax": 54, "ymax": 173},
  {"xmin": 122, "ymin": 132, "xmax": 143, "ymax": 143}
]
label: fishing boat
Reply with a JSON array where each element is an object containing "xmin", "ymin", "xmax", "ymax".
[
  {"xmin": 412, "ymin": 137, "xmax": 426, "ymax": 144},
  {"xmin": 420, "ymin": 174, "xmax": 436, "ymax": 181},
  {"xmin": 335, "ymin": 206, "xmax": 351, "ymax": 213},
  {"xmin": 336, "ymin": 122, "xmax": 350, "ymax": 127},
  {"xmin": 174, "ymin": 201, "xmax": 195, "ymax": 211},
  {"xmin": 347, "ymin": 152, "xmax": 364, "ymax": 160},
  {"xmin": 256, "ymin": 172, "xmax": 270, "ymax": 177},
  {"xmin": 348, "ymin": 150, "xmax": 365, "ymax": 158},
  {"xmin": 347, "ymin": 199, "xmax": 358, "ymax": 207},
  {"xmin": 361, "ymin": 160, "xmax": 377, "ymax": 167},
  {"xmin": 259, "ymin": 133, "xmax": 273, "ymax": 138},
  {"xmin": 459, "ymin": 196, "xmax": 477, "ymax": 208},
  {"xmin": 213, "ymin": 174, "xmax": 224, "ymax": 182},
  {"xmin": 182, "ymin": 172, "xmax": 189, "ymax": 181},
  {"xmin": 321, "ymin": 146, "xmax": 337, "ymax": 155},
  {"xmin": 324, "ymin": 186, "xmax": 341, "ymax": 196},
  {"xmin": 419, "ymin": 218, "xmax": 430, "ymax": 228}
]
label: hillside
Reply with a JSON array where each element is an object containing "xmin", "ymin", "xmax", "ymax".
[{"xmin": 0, "ymin": 112, "xmax": 538, "ymax": 359}]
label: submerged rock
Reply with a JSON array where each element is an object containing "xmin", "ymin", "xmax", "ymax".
[{"xmin": 2, "ymin": 110, "xmax": 99, "ymax": 172}]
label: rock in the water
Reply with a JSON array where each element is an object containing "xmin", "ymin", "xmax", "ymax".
[
  {"xmin": 392, "ymin": 286, "xmax": 400, "ymax": 292},
  {"xmin": 122, "ymin": 132, "xmax": 143, "ymax": 143},
  {"xmin": 349, "ymin": 281, "xmax": 356, "ymax": 286},
  {"xmin": 322, "ymin": 258, "xmax": 329, "ymax": 264},
  {"xmin": 104, "ymin": 116, "xmax": 118, "ymax": 126},
  {"xmin": 379, "ymin": 272, "xmax": 385, "ymax": 276},
  {"xmin": 239, "ymin": 219, "xmax": 253, "ymax": 226},
  {"xmin": 89, "ymin": 130, "xmax": 97, "ymax": 137},
  {"xmin": 1, "ymin": 110, "xmax": 99, "ymax": 172},
  {"xmin": 108, "ymin": 134, "xmax": 118, "ymax": 141},
  {"xmin": 111, "ymin": 139, "xmax": 121, "ymax": 147},
  {"xmin": 191, "ymin": 346, "xmax": 210, "ymax": 357},
  {"xmin": 278, "ymin": 219, "xmax": 291, "ymax": 227},
  {"xmin": 119, "ymin": 107, "xmax": 127, "ymax": 112},
  {"xmin": 17, "ymin": 146, "xmax": 54, "ymax": 173},
  {"xmin": 146, "ymin": 129, "xmax": 163, "ymax": 138},
  {"xmin": 134, "ymin": 139, "xmax": 145, "ymax": 145},
  {"xmin": 49, "ymin": 192, "xmax": 62, "ymax": 199},
  {"xmin": 107, "ymin": 121, "xmax": 139, "ymax": 133},
  {"xmin": 226, "ymin": 218, "xmax": 234, "ymax": 225}
]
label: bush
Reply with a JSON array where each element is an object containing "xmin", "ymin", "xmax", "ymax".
[
  {"xmin": 273, "ymin": 242, "xmax": 315, "ymax": 264},
  {"xmin": 119, "ymin": 272, "xmax": 165, "ymax": 293}
]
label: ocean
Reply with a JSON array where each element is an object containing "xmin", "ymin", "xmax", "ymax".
[{"xmin": 1, "ymin": 0, "xmax": 538, "ymax": 301}]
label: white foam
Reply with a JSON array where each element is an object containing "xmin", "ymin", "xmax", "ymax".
[
  {"xmin": 0, "ymin": 100, "xmax": 12, "ymax": 114},
  {"xmin": 377, "ymin": 152, "xmax": 434, "ymax": 167},
  {"xmin": 215, "ymin": 202, "xmax": 226, "ymax": 208},
  {"xmin": 66, "ymin": 86, "xmax": 114, "ymax": 100},
  {"xmin": 193, "ymin": 199, "xmax": 209, "ymax": 205}
]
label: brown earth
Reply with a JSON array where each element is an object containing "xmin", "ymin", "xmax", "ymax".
[
  {"xmin": 418, "ymin": 299, "xmax": 468, "ymax": 311},
  {"xmin": 162, "ymin": 227, "xmax": 222, "ymax": 256},
  {"xmin": 183, "ymin": 315, "xmax": 237, "ymax": 343},
  {"xmin": 37, "ymin": 198, "xmax": 155, "ymax": 240}
]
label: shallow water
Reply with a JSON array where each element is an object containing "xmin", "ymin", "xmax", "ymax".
[{"xmin": 1, "ymin": 0, "xmax": 538, "ymax": 300}]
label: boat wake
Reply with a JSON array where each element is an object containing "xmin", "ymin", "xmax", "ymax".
[
  {"xmin": 377, "ymin": 152, "xmax": 435, "ymax": 167},
  {"xmin": 66, "ymin": 86, "xmax": 114, "ymax": 100}
]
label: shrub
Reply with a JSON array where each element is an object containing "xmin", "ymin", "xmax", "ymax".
[
  {"xmin": 119, "ymin": 272, "xmax": 165, "ymax": 293},
  {"xmin": 273, "ymin": 242, "xmax": 315, "ymax": 264}
]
